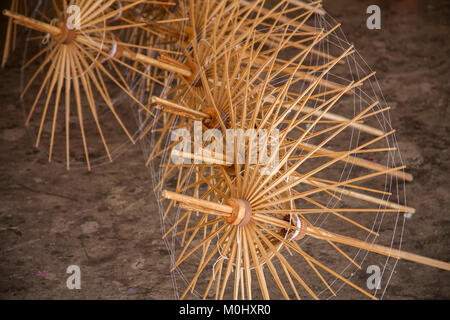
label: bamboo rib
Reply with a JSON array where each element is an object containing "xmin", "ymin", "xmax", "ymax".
[
  {"xmin": 239, "ymin": 0, "xmax": 318, "ymax": 33},
  {"xmin": 295, "ymin": 141, "xmax": 414, "ymax": 182},
  {"xmin": 300, "ymin": 178, "xmax": 416, "ymax": 214},
  {"xmin": 287, "ymin": 0, "xmax": 326, "ymax": 16},
  {"xmin": 123, "ymin": 50, "xmax": 192, "ymax": 77},
  {"xmin": 152, "ymin": 96, "xmax": 210, "ymax": 121},
  {"xmin": 299, "ymin": 105, "xmax": 386, "ymax": 136},
  {"xmin": 3, "ymin": 9, "xmax": 61, "ymax": 36},
  {"xmin": 170, "ymin": 149, "xmax": 232, "ymax": 166},
  {"xmin": 256, "ymin": 221, "xmax": 377, "ymax": 299},
  {"xmin": 306, "ymin": 227, "xmax": 450, "ymax": 271},
  {"xmin": 264, "ymin": 95, "xmax": 385, "ymax": 136},
  {"xmin": 1, "ymin": 1, "xmax": 16, "ymax": 68}
]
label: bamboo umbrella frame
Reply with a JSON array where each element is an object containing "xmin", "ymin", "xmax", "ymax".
[
  {"xmin": 144, "ymin": 0, "xmax": 449, "ymax": 300},
  {"xmin": 2, "ymin": 0, "xmax": 356, "ymax": 169},
  {"xmin": 3, "ymin": 0, "xmax": 448, "ymax": 300},
  {"xmin": 142, "ymin": 0, "xmax": 414, "ymax": 199},
  {"xmin": 137, "ymin": 1, "xmax": 401, "ymax": 186},
  {"xmin": 2, "ymin": 0, "xmax": 197, "ymax": 170}
]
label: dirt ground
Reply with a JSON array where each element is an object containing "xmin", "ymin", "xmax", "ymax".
[{"xmin": 0, "ymin": 0, "xmax": 449, "ymax": 299}]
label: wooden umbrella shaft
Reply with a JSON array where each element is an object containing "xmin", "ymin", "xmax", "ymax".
[
  {"xmin": 162, "ymin": 190, "xmax": 233, "ymax": 216},
  {"xmin": 152, "ymin": 96, "xmax": 209, "ymax": 120},
  {"xmin": 3, "ymin": 9, "xmax": 61, "ymax": 36},
  {"xmin": 307, "ymin": 227, "xmax": 450, "ymax": 271}
]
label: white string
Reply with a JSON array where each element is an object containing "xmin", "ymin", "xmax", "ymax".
[
  {"xmin": 289, "ymin": 215, "xmax": 302, "ymax": 241},
  {"xmin": 41, "ymin": 18, "xmax": 58, "ymax": 45},
  {"xmin": 109, "ymin": 34, "xmax": 118, "ymax": 58},
  {"xmin": 111, "ymin": 1, "xmax": 123, "ymax": 22},
  {"xmin": 212, "ymin": 234, "xmax": 228, "ymax": 281}
]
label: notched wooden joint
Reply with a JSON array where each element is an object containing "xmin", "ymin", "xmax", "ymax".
[{"xmin": 55, "ymin": 21, "xmax": 76, "ymax": 44}]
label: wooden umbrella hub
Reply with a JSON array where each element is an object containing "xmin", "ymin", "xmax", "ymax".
[
  {"xmin": 182, "ymin": 26, "xmax": 194, "ymax": 46},
  {"xmin": 54, "ymin": 21, "xmax": 76, "ymax": 45},
  {"xmin": 225, "ymin": 198, "xmax": 252, "ymax": 227},
  {"xmin": 202, "ymin": 107, "xmax": 224, "ymax": 129},
  {"xmin": 183, "ymin": 60, "xmax": 199, "ymax": 84}
]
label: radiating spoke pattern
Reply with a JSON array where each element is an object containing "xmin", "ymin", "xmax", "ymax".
[
  {"xmin": 7, "ymin": 0, "xmax": 165, "ymax": 169},
  {"xmin": 3, "ymin": 0, "xmax": 449, "ymax": 300},
  {"xmin": 145, "ymin": 0, "xmax": 448, "ymax": 300}
]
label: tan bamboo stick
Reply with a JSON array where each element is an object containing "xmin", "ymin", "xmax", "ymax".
[
  {"xmin": 248, "ymin": 89, "xmax": 374, "ymax": 203},
  {"xmin": 175, "ymin": 212, "xmax": 210, "ymax": 270},
  {"xmin": 122, "ymin": 49, "xmax": 192, "ymax": 77},
  {"xmin": 151, "ymin": 96, "xmax": 211, "ymax": 121},
  {"xmin": 245, "ymin": 226, "xmax": 270, "ymax": 299},
  {"xmin": 1, "ymin": 2, "xmax": 16, "ymax": 67},
  {"xmin": 48, "ymin": 45, "xmax": 66, "ymax": 162},
  {"xmin": 234, "ymin": 228, "xmax": 243, "ymax": 300},
  {"xmin": 245, "ymin": 51, "xmax": 357, "ymax": 199},
  {"xmin": 200, "ymin": 231, "xmax": 233, "ymax": 299},
  {"xmin": 302, "ymin": 178, "xmax": 415, "ymax": 214},
  {"xmin": 64, "ymin": 46, "xmax": 71, "ymax": 170},
  {"xmin": 255, "ymin": 208, "xmax": 403, "ymax": 214},
  {"xmin": 73, "ymin": 43, "xmax": 136, "ymax": 143},
  {"xmin": 157, "ymin": 17, "xmax": 189, "ymax": 24},
  {"xmin": 170, "ymin": 149, "xmax": 232, "ymax": 166},
  {"xmin": 307, "ymin": 227, "xmax": 450, "ymax": 271},
  {"xmin": 302, "ymin": 250, "xmax": 336, "ymax": 296},
  {"xmin": 303, "ymin": 195, "xmax": 378, "ymax": 236},
  {"xmin": 239, "ymin": 0, "xmax": 317, "ymax": 33},
  {"xmin": 202, "ymin": 232, "xmax": 225, "ymax": 299},
  {"xmin": 35, "ymin": 48, "xmax": 62, "ymax": 148},
  {"xmin": 302, "ymin": 105, "xmax": 385, "ymax": 136},
  {"xmin": 300, "ymin": 105, "xmax": 385, "ymax": 136},
  {"xmin": 248, "ymin": 225, "xmax": 290, "ymax": 299},
  {"xmin": 255, "ymin": 164, "xmax": 409, "ymax": 210},
  {"xmin": 242, "ymin": 228, "xmax": 253, "ymax": 300},
  {"xmin": 219, "ymin": 238, "xmax": 238, "ymax": 299},
  {"xmin": 287, "ymin": 0, "xmax": 326, "ymax": 16},
  {"xmin": 264, "ymin": 93, "xmax": 385, "ymax": 136},
  {"xmin": 181, "ymin": 227, "xmax": 234, "ymax": 300},
  {"xmin": 246, "ymin": 53, "xmax": 348, "ymax": 93},
  {"xmin": 174, "ymin": 218, "xmax": 222, "ymax": 237},
  {"xmin": 3, "ymin": 9, "xmax": 61, "ymax": 36},
  {"xmin": 253, "ymin": 224, "xmax": 320, "ymax": 299},
  {"xmin": 256, "ymin": 221, "xmax": 377, "ymax": 299},
  {"xmin": 280, "ymin": 258, "xmax": 302, "ymax": 299},
  {"xmin": 68, "ymin": 46, "xmax": 91, "ymax": 170},
  {"xmin": 162, "ymin": 190, "xmax": 233, "ymax": 216},
  {"xmin": 295, "ymin": 141, "xmax": 413, "ymax": 182},
  {"xmin": 174, "ymin": 223, "xmax": 229, "ymax": 272},
  {"xmin": 213, "ymin": 228, "xmax": 237, "ymax": 299},
  {"xmin": 72, "ymin": 48, "xmax": 113, "ymax": 161}
]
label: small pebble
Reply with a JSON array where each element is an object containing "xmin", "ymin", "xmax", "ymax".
[{"xmin": 81, "ymin": 221, "xmax": 99, "ymax": 234}]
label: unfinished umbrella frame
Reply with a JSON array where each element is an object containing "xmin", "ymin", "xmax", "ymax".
[{"xmin": 2, "ymin": 0, "xmax": 449, "ymax": 300}]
